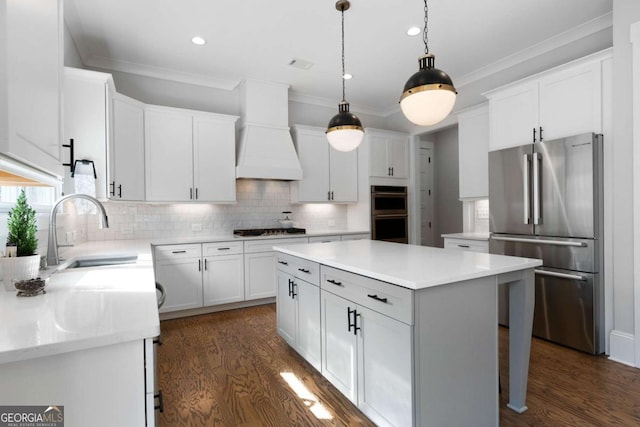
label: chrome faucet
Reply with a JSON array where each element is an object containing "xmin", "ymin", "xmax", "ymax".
[{"xmin": 47, "ymin": 194, "xmax": 109, "ymax": 266}]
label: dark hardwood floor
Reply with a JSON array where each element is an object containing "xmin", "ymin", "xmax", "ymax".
[{"xmin": 157, "ymin": 304, "xmax": 640, "ymax": 426}]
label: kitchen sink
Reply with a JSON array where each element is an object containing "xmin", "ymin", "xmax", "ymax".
[{"xmin": 59, "ymin": 254, "xmax": 138, "ymax": 270}]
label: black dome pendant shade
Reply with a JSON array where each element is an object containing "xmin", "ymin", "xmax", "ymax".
[
  {"xmin": 401, "ymin": 54, "xmax": 456, "ymax": 100},
  {"xmin": 327, "ymin": 101, "xmax": 363, "ymax": 133}
]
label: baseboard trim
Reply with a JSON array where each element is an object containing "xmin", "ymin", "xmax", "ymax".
[
  {"xmin": 608, "ymin": 330, "xmax": 636, "ymax": 367},
  {"xmin": 159, "ymin": 297, "xmax": 275, "ymax": 321}
]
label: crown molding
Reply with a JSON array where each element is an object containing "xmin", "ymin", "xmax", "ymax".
[{"xmin": 288, "ymin": 90, "xmax": 388, "ymax": 117}]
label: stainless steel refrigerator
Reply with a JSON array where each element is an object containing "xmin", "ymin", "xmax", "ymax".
[{"xmin": 489, "ymin": 132, "xmax": 604, "ymax": 354}]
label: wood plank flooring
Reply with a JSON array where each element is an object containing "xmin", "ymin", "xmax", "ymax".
[{"xmin": 157, "ymin": 304, "xmax": 640, "ymax": 426}]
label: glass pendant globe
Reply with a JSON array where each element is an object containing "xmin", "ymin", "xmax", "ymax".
[
  {"xmin": 400, "ymin": 88, "xmax": 456, "ymax": 126},
  {"xmin": 326, "ymin": 128, "xmax": 364, "ymax": 152}
]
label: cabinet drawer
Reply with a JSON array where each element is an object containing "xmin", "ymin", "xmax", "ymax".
[
  {"xmin": 321, "ymin": 266, "xmax": 413, "ymax": 325},
  {"xmin": 276, "ymin": 253, "xmax": 320, "ymax": 286},
  {"xmin": 202, "ymin": 241, "xmax": 243, "ymax": 256},
  {"xmin": 244, "ymin": 237, "xmax": 308, "ymax": 254},
  {"xmin": 154, "ymin": 244, "xmax": 201, "ymax": 260},
  {"xmin": 308, "ymin": 235, "xmax": 341, "ymax": 243},
  {"xmin": 443, "ymin": 238, "xmax": 489, "ymax": 253}
]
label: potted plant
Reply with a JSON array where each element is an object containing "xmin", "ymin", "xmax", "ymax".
[{"xmin": 2, "ymin": 189, "xmax": 40, "ymax": 291}]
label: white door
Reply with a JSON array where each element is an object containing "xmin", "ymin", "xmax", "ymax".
[
  {"xmin": 538, "ymin": 61, "xmax": 602, "ymax": 140},
  {"xmin": 387, "ymin": 136, "xmax": 409, "ymax": 178},
  {"xmin": 488, "ymin": 81, "xmax": 539, "ymax": 150},
  {"xmin": 357, "ymin": 305, "xmax": 413, "ymax": 427},
  {"xmin": 112, "ymin": 94, "xmax": 145, "ymax": 201},
  {"xmin": 295, "ymin": 130, "xmax": 331, "ymax": 202},
  {"xmin": 321, "ymin": 290, "xmax": 357, "ymax": 403},
  {"xmin": 244, "ymin": 252, "xmax": 277, "ymax": 300},
  {"xmin": 192, "ymin": 116, "xmax": 236, "ymax": 202},
  {"xmin": 276, "ymin": 271, "xmax": 296, "ymax": 347},
  {"xmin": 202, "ymin": 255, "xmax": 244, "ymax": 306},
  {"xmin": 145, "ymin": 108, "xmax": 193, "ymax": 201},
  {"xmin": 155, "ymin": 257, "xmax": 203, "ymax": 313},
  {"xmin": 329, "ymin": 146, "xmax": 358, "ymax": 202},
  {"xmin": 420, "ymin": 146, "xmax": 435, "ymax": 247},
  {"xmin": 295, "ymin": 279, "xmax": 321, "ymax": 371}
]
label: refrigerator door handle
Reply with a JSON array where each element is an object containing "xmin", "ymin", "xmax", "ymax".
[
  {"xmin": 491, "ymin": 236, "xmax": 587, "ymax": 247},
  {"xmin": 533, "ymin": 152, "xmax": 541, "ymax": 225},
  {"xmin": 534, "ymin": 269, "xmax": 587, "ymax": 281},
  {"xmin": 523, "ymin": 154, "xmax": 530, "ymax": 224}
]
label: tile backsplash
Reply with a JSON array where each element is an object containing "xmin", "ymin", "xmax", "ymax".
[{"xmin": 78, "ymin": 180, "xmax": 349, "ymax": 241}]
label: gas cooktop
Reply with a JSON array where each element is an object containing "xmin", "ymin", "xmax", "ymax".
[{"xmin": 233, "ymin": 227, "xmax": 306, "ymax": 237}]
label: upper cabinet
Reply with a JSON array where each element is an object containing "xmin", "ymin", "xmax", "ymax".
[
  {"xmin": 1, "ymin": 0, "xmax": 64, "ymax": 177},
  {"xmin": 457, "ymin": 103, "xmax": 489, "ymax": 199},
  {"xmin": 290, "ymin": 125, "xmax": 358, "ymax": 203},
  {"xmin": 63, "ymin": 67, "xmax": 114, "ymax": 200},
  {"xmin": 367, "ymin": 129, "xmax": 409, "ymax": 179},
  {"xmin": 110, "ymin": 93, "xmax": 145, "ymax": 201},
  {"xmin": 144, "ymin": 105, "xmax": 238, "ymax": 202},
  {"xmin": 485, "ymin": 50, "xmax": 610, "ymax": 151}
]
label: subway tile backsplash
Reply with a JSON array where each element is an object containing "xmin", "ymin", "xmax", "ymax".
[{"xmin": 81, "ymin": 180, "xmax": 349, "ymax": 241}]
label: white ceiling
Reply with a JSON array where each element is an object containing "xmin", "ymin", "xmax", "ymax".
[{"xmin": 64, "ymin": 0, "xmax": 613, "ymax": 116}]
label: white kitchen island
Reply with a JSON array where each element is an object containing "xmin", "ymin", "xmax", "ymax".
[{"xmin": 273, "ymin": 239, "xmax": 542, "ymax": 427}]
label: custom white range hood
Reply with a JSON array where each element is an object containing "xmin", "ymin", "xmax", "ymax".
[{"xmin": 235, "ymin": 79, "xmax": 303, "ymax": 180}]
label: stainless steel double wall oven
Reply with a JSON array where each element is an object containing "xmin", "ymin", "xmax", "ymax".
[{"xmin": 370, "ymin": 186, "xmax": 408, "ymax": 244}]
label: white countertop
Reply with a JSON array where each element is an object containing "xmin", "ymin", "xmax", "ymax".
[
  {"xmin": 273, "ymin": 240, "xmax": 541, "ymax": 290},
  {"xmin": 441, "ymin": 232, "xmax": 491, "ymax": 241},
  {"xmin": 150, "ymin": 230, "xmax": 369, "ymax": 246},
  {"xmin": 0, "ymin": 241, "xmax": 159, "ymax": 365}
]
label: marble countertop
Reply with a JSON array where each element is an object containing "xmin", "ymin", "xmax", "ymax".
[
  {"xmin": 441, "ymin": 232, "xmax": 491, "ymax": 241},
  {"xmin": 273, "ymin": 240, "xmax": 541, "ymax": 291}
]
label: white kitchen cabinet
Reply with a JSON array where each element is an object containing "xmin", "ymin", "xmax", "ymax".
[
  {"xmin": 243, "ymin": 237, "xmax": 308, "ymax": 300},
  {"xmin": 486, "ymin": 51, "xmax": 609, "ymax": 151},
  {"xmin": 443, "ymin": 236, "xmax": 489, "ymax": 253},
  {"xmin": 202, "ymin": 242, "xmax": 244, "ymax": 305},
  {"xmin": 63, "ymin": 67, "xmax": 114, "ymax": 200},
  {"xmin": 0, "ymin": 0, "xmax": 64, "ymax": 177},
  {"xmin": 145, "ymin": 105, "xmax": 238, "ymax": 202},
  {"xmin": 110, "ymin": 93, "xmax": 145, "ymax": 201},
  {"xmin": 290, "ymin": 125, "xmax": 358, "ymax": 203},
  {"xmin": 457, "ymin": 103, "xmax": 489, "ymax": 199},
  {"xmin": 155, "ymin": 244, "xmax": 203, "ymax": 313},
  {"xmin": 367, "ymin": 129, "xmax": 409, "ymax": 179},
  {"xmin": 276, "ymin": 253, "xmax": 322, "ymax": 371}
]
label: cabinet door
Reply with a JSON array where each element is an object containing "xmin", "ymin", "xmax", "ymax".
[
  {"xmin": 357, "ymin": 305, "xmax": 413, "ymax": 427},
  {"xmin": 293, "ymin": 128, "xmax": 331, "ymax": 202},
  {"xmin": 244, "ymin": 252, "xmax": 276, "ymax": 300},
  {"xmin": 321, "ymin": 290, "xmax": 357, "ymax": 403},
  {"xmin": 155, "ymin": 257, "xmax": 203, "ymax": 313},
  {"xmin": 538, "ymin": 61, "xmax": 602, "ymax": 140},
  {"xmin": 276, "ymin": 271, "xmax": 296, "ymax": 347},
  {"xmin": 296, "ymin": 279, "xmax": 321, "ymax": 371},
  {"xmin": 458, "ymin": 103, "xmax": 489, "ymax": 199},
  {"xmin": 329, "ymin": 146, "xmax": 358, "ymax": 202},
  {"xmin": 2, "ymin": 0, "xmax": 63, "ymax": 177},
  {"xmin": 488, "ymin": 81, "xmax": 539, "ymax": 150},
  {"xmin": 145, "ymin": 108, "xmax": 193, "ymax": 201},
  {"xmin": 368, "ymin": 134, "xmax": 390, "ymax": 177},
  {"xmin": 387, "ymin": 136, "xmax": 408, "ymax": 179},
  {"xmin": 203, "ymin": 254, "xmax": 244, "ymax": 306},
  {"xmin": 112, "ymin": 94, "xmax": 145, "ymax": 201},
  {"xmin": 193, "ymin": 116, "xmax": 236, "ymax": 202}
]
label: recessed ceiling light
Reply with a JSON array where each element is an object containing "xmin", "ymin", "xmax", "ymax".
[
  {"xmin": 191, "ymin": 36, "xmax": 206, "ymax": 46},
  {"xmin": 407, "ymin": 26, "xmax": 421, "ymax": 36},
  {"xmin": 343, "ymin": 73, "xmax": 353, "ymax": 80}
]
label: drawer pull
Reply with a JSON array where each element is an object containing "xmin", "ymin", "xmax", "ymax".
[
  {"xmin": 217, "ymin": 247, "xmax": 231, "ymax": 251},
  {"xmin": 277, "ymin": 260, "xmax": 289, "ymax": 265},
  {"xmin": 155, "ymin": 390, "xmax": 164, "ymax": 413},
  {"xmin": 367, "ymin": 294, "xmax": 388, "ymax": 303},
  {"xmin": 457, "ymin": 244, "xmax": 470, "ymax": 248},
  {"xmin": 327, "ymin": 279, "xmax": 343, "ymax": 286},
  {"xmin": 298, "ymin": 268, "xmax": 311, "ymax": 274},
  {"xmin": 171, "ymin": 250, "xmax": 187, "ymax": 254}
]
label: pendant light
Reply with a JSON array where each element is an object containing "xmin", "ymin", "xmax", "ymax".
[
  {"xmin": 326, "ymin": 0, "xmax": 364, "ymax": 152},
  {"xmin": 400, "ymin": 0, "xmax": 456, "ymax": 126}
]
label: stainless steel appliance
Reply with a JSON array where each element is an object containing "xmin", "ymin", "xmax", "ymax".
[
  {"xmin": 489, "ymin": 132, "xmax": 604, "ymax": 354},
  {"xmin": 370, "ymin": 185, "xmax": 408, "ymax": 244}
]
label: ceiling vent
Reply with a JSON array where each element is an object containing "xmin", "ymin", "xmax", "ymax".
[{"xmin": 288, "ymin": 58, "xmax": 314, "ymax": 70}]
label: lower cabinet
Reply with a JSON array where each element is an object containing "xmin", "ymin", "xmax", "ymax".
[
  {"xmin": 202, "ymin": 243, "xmax": 244, "ymax": 305},
  {"xmin": 443, "ymin": 236, "xmax": 489, "ymax": 253}
]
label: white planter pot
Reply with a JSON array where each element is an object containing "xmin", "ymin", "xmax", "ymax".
[{"xmin": 1, "ymin": 255, "xmax": 40, "ymax": 291}]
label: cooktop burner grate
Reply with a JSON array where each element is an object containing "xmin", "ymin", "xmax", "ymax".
[{"xmin": 233, "ymin": 227, "xmax": 306, "ymax": 237}]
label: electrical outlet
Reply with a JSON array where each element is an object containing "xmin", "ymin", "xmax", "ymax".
[{"xmin": 192, "ymin": 223, "xmax": 202, "ymax": 232}]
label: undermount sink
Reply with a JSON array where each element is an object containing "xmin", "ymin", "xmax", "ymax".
[{"xmin": 59, "ymin": 254, "xmax": 138, "ymax": 270}]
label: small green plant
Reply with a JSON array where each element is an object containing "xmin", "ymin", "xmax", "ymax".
[{"xmin": 7, "ymin": 189, "xmax": 38, "ymax": 257}]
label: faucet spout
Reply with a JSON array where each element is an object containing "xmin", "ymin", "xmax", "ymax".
[{"xmin": 47, "ymin": 194, "xmax": 109, "ymax": 266}]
